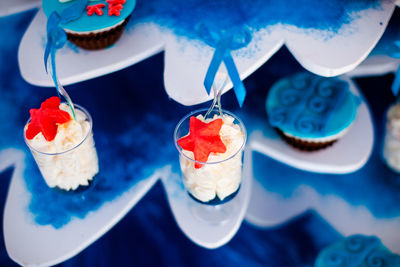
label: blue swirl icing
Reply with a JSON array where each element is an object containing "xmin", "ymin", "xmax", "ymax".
[
  {"xmin": 43, "ymin": 0, "xmax": 136, "ymax": 32},
  {"xmin": 315, "ymin": 235, "xmax": 400, "ymax": 267},
  {"xmin": 266, "ymin": 72, "xmax": 359, "ymax": 139}
]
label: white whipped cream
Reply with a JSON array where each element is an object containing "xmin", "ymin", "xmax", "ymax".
[
  {"xmin": 383, "ymin": 103, "xmax": 400, "ymax": 173},
  {"xmin": 25, "ymin": 103, "xmax": 99, "ymax": 191},
  {"xmin": 179, "ymin": 114, "xmax": 245, "ymax": 203}
]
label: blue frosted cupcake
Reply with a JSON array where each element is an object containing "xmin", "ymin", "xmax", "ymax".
[
  {"xmin": 266, "ymin": 72, "xmax": 359, "ymax": 151},
  {"xmin": 43, "ymin": 0, "xmax": 136, "ymax": 50},
  {"xmin": 315, "ymin": 235, "xmax": 400, "ymax": 267}
]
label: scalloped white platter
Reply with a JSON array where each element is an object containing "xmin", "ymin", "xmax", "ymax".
[
  {"xmin": 164, "ymin": 1, "xmax": 394, "ymax": 105},
  {"xmin": 19, "ymin": 2, "xmax": 395, "ymax": 105},
  {"xmin": 347, "ymin": 54, "xmax": 400, "ymax": 78},
  {"xmin": 248, "ymin": 76, "xmax": 374, "ymax": 174},
  {"xmin": 3, "ymin": 147, "xmax": 252, "ymax": 265},
  {"xmin": 0, "ymin": 0, "xmax": 40, "ymax": 18},
  {"xmin": 160, "ymin": 147, "xmax": 252, "ymax": 249},
  {"xmin": 18, "ymin": 9, "xmax": 164, "ymax": 87},
  {"xmin": 2, "ymin": 148, "xmax": 163, "ymax": 266},
  {"xmin": 245, "ymin": 175, "xmax": 400, "ymax": 254}
]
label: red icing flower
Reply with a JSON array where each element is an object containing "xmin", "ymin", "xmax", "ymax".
[
  {"xmin": 25, "ymin": 97, "xmax": 72, "ymax": 142},
  {"xmin": 177, "ymin": 116, "xmax": 227, "ymax": 169},
  {"xmin": 107, "ymin": 0, "xmax": 125, "ymax": 16},
  {"xmin": 87, "ymin": 4, "xmax": 106, "ymax": 16}
]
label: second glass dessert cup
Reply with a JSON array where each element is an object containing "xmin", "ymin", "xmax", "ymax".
[
  {"xmin": 174, "ymin": 108, "xmax": 247, "ymax": 223},
  {"xmin": 24, "ymin": 104, "xmax": 99, "ymax": 192}
]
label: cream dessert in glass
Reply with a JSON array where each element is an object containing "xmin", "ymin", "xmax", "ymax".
[
  {"xmin": 24, "ymin": 97, "xmax": 99, "ymax": 191},
  {"xmin": 174, "ymin": 108, "xmax": 246, "ymax": 205},
  {"xmin": 383, "ymin": 102, "xmax": 400, "ymax": 174}
]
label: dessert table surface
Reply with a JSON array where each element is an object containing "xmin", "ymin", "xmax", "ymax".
[{"xmin": 1, "ymin": 8, "xmax": 400, "ymax": 267}]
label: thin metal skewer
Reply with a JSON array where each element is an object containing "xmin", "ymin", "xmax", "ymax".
[
  {"xmin": 47, "ymin": 57, "xmax": 76, "ymax": 120},
  {"xmin": 205, "ymin": 72, "xmax": 228, "ymax": 119}
]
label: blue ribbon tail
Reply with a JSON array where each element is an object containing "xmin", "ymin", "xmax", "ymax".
[
  {"xmin": 223, "ymin": 51, "xmax": 246, "ymax": 107},
  {"xmin": 204, "ymin": 46, "xmax": 225, "ymax": 95},
  {"xmin": 392, "ymin": 66, "xmax": 400, "ymax": 97},
  {"xmin": 45, "ymin": 12, "xmax": 62, "ymax": 73},
  {"xmin": 44, "ymin": 41, "xmax": 52, "ymax": 74},
  {"xmin": 50, "ymin": 48, "xmax": 61, "ymax": 98}
]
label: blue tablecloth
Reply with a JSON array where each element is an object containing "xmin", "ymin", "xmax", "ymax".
[{"xmin": 0, "ymin": 8, "xmax": 398, "ymax": 267}]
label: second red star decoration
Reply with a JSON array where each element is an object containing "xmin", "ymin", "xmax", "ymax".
[
  {"xmin": 25, "ymin": 97, "xmax": 72, "ymax": 142},
  {"xmin": 177, "ymin": 116, "xmax": 227, "ymax": 169}
]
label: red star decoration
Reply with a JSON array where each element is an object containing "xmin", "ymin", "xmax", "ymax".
[
  {"xmin": 87, "ymin": 4, "xmax": 106, "ymax": 16},
  {"xmin": 177, "ymin": 116, "xmax": 227, "ymax": 169},
  {"xmin": 25, "ymin": 97, "xmax": 72, "ymax": 142},
  {"xmin": 107, "ymin": 0, "xmax": 125, "ymax": 16}
]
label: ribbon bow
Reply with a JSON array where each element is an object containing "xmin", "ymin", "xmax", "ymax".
[
  {"xmin": 44, "ymin": 0, "xmax": 88, "ymax": 95},
  {"xmin": 198, "ymin": 24, "xmax": 252, "ymax": 107}
]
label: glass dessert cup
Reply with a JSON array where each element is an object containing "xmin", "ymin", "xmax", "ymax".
[
  {"xmin": 174, "ymin": 108, "xmax": 247, "ymax": 223},
  {"xmin": 381, "ymin": 102, "xmax": 400, "ymax": 186},
  {"xmin": 24, "ymin": 104, "xmax": 99, "ymax": 193}
]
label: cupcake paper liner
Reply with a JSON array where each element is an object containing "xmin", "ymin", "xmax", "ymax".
[
  {"xmin": 275, "ymin": 128, "xmax": 337, "ymax": 152},
  {"xmin": 67, "ymin": 16, "xmax": 130, "ymax": 50}
]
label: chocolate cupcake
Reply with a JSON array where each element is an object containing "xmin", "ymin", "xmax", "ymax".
[
  {"xmin": 266, "ymin": 72, "xmax": 360, "ymax": 151},
  {"xmin": 43, "ymin": 0, "xmax": 135, "ymax": 50}
]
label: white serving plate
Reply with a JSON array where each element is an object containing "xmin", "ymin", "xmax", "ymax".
[
  {"xmin": 19, "ymin": 3, "xmax": 394, "ymax": 106},
  {"xmin": 3, "ymin": 146, "xmax": 253, "ymax": 265},
  {"xmin": 245, "ymin": 164, "xmax": 400, "ymax": 254},
  {"xmin": 347, "ymin": 54, "xmax": 400, "ymax": 78},
  {"xmin": 248, "ymin": 76, "xmax": 374, "ymax": 174},
  {"xmin": 161, "ymin": 147, "xmax": 252, "ymax": 249},
  {"xmin": 163, "ymin": 1, "xmax": 394, "ymax": 105},
  {"xmin": 2, "ymin": 148, "xmax": 163, "ymax": 266},
  {"xmin": 18, "ymin": 9, "xmax": 164, "ymax": 87}
]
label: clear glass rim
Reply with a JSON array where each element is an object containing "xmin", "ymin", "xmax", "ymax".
[
  {"xmin": 174, "ymin": 108, "xmax": 247, "ymax": 165},
  {"xmin": 23, "ymin": 103, "xmax": 93, "ymax": 156}
]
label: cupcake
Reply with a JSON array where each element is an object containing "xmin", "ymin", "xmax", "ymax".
[
  {"xmin": 24, "ymin": 97, "xmax": 99, "ymax": 191},
  {"xmin": 266, "ymin": 72, "xmax": 359, "ymax": 151},
  {"xmin": 315, "ymin": 235, "xmax": 400, "ymax": 267},
  {"xmin": 174, "ymin": 109, "xmax": 246, "ymax": 204},
  {"xmin": 43, "ymin": 0, "xmax": 136, "ymax": 50}
]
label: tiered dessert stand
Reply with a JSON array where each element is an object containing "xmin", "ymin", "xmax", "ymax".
[{"xmin": 2, "ymin": 1, "xmax": 400, "ymax": 265}]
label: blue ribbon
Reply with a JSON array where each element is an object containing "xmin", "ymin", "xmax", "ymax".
[
  {"xmin": 44, "ymin": 0, "xmax": 88, "ymax": 94},
  {"xmin": 198, "ymin": 24, "xmax": 251, "ymax": 107},
  {"xmin": 392, "ymin": 66, "xmax": 400, "ymax": 97},
  {"xmin": 388, "ymin": 41, "xmax": 400, "ymax": 96}
]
